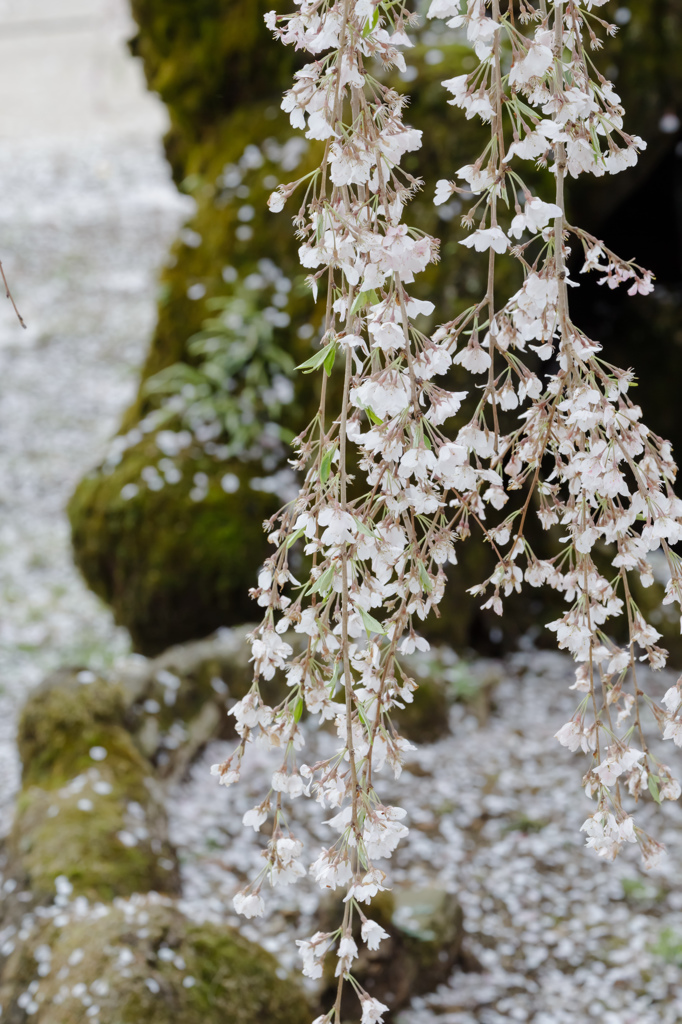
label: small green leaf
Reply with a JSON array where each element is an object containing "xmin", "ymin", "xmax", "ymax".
[
  {"xmin": 350, "ymin": 289, "xmax": 379, "ymax": 316},
  {"xmin": 293, "ymin": 698, "xmax": 304, "ymax": 723},
  {"xmin": 359, "ymin": 607, "xmax": 387, "ymax": 635},
  {"xmin": 648, "ymin": 774, "xmax": 662, "ymax": 805},
  {"xmin": 323, "ymin": 344, "xmax": 337, "ymax": 376},
  {"xmin": 362, "ymin": 7, "xmax": 380, "ymax": 37},
  {"xmin": 320, "ymin": 447, "xmax": 335, "ymax": 483},
  {"xmin": 513, "ymin": 98, "xmax": 544, "ymax": 121},
  {"xmin": 354, "ymin": 519, "xmax": 375, "ymax": 538},
  {"xmin": 365, "ymin": 407, "xmax": 383, "ymax": 425},
  {"xmin": 418, "ymin": 563, "xmax": 434, "ymax": 593},
  {"xmin": 286, "ymin": 527, "xmax": 305, "ymax": 549},
  {"xmin": 311, "ymin": 565, "xmax": 335, "ymax": 595},
  {"xmin": 296, "ymin": 340, "xmax": 335, "ymax": 374}
]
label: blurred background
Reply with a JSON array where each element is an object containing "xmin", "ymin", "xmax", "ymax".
[{"xmin": 2, "ymin": 2, "xmax": 682, "ymax": 1023}]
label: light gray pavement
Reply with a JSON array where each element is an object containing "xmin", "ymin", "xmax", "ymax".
[
  {"xmin": 0, "ymin": 0, "xmax": 192, "ymax": 829},
  {"xmin": 0, "ymin": 0, "xmax": 167, "ymax": 140}
]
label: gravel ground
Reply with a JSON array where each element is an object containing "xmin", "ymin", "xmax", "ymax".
[
  {"xmin": 169, "ymin": 649, "xmax": 682, "ymax": 1024},
  {"xmin": 0, "ymin": 134, "xmax": 191, "ymax": 834}
]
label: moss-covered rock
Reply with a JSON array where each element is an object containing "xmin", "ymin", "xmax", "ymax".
[
  {"xmin": 8, "ymin": 670, "xmax": 179, "ymax": 902},
  {"xmin": 70, "ymin": 0, "xmax": 682, "ymax": 657},
  {"xmin": 69, "ymin": 436, "xmax": 280, "ymax": 656},
  {"xmin": 402, "ymin": 649, "xmax": 501, "ymax": 726},
  {"xmin": 17, "ymin": 670, "xmax": 127, "ymax": 787},
  {"xmin": 0, "ymin": 897, "xmax": 309, "ymax": 1024},
  {"xmin": 128, "ymin": 0, "xmax": 300, "ymax": 180},
  {"xmin": 69, "ymin": 7, "xmax": 492, "ymax": 654},
  {"xmin": 66, "ymin": 95, "xmax": 328, "ymax": 658},
  {"xmin": 122, "ymin": 627, "xmax": 257, "ymax": 777},
  {"xmin": 1, "ymin": 641, "xmax": 310, "ymax": 1021}
]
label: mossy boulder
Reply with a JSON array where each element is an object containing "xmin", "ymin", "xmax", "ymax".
[
  {"xmin": 66, "ymin": 93, "xmax": 327, "ymax": 658},
  {"xmin": 68, "ymin": 435, "xmax": 280, "ymax": 656},
  {"xmin": 0, "ymin": 897, "xmax": 309, "ymax": 1024},
  {"xmin": 8, "ymin": 670, "xmax": 180, "ymax": 902},
  {"xmin": 387, "ymin": 649, "xmax": 502, "ymax": 744},
  {"xmin": 69, "ymin": 5, "xmax": 494, "ymax": 655},
  {"xmin": 128, "ymin": 0, "xmax": 300, "ymax": 179},
  {"xmin": 17, "ymin": 670, "xmax": 128, "ymax": 787},
  {"xmin": 70, "ymin": 0, "xmax": 682, "ymax": 657},
  {"xmin": 402, "ymin": 649, "xmax": 501, "ymax": 727},
  {"xmin": 122, "ymin": 626, "xmax": 263, "ymax": 777},
  {"xmin": 318, "ymin": 887, "xmax": 463, "ymax": 1019}
]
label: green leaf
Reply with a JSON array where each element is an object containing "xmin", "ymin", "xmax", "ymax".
[
  {"xmin": 320, "ymin": 447, "xmax": 335, "ymax": 483},
  {"xmin": 362, "ymin": 7, "xmax": 380, "ymax": 36},
  {"xmin": 365, "ymin": 407, "xmax": 383, "ymax": 425},
  {"xmin": 354, "ymin": 519, "xmax": 375, "ymax": 538},
  {"xmin": 418, "ymin": 563, "xmax": 434, "ymax": 593},
  {"xmin": 513, "ymin": 98, "xmax": 544, "ymax": 121},
  {"xmin": 311, "ymin": 565, "xmax": 335, "ymax": 595},
  {"xmin": 323, "ymin": 343, "xmax": 337, "ymax": 376},
  {"xmin": 359, "ymin": 607, "xmax": 387, "ymax": 635},
  {"xmin": 286, "ymin": 528, "xmax": 305, "ymax": 549},
  {"xmin": 357, "ymin": 706, "xmax": 370, "ymax": 729},
  {"xmin": 293, "ymin": 698, "xmax": 304, "ymax": 723},
  {"xmin": 648, "ymin": 774, "xmax": 662, "ymax": 805},
  {"xmin": 350, "ymin": 289, "xmax": 379, "ymax": 316},
  {"xmin": 296, "ymin": 340, "xmax": 335, "ymax": 374}
]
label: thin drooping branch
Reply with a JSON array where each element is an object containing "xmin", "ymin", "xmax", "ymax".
[{"xmin": 0, "ymin": 260, "xmax": 26, "ymax": 328}]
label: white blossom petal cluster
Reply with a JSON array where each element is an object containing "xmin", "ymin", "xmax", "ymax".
[
  {"xmin": 213, "ymin": 4, "xmax": 452, "ymax": 1021},
  {"xmin": 213, "ymin": 2, "xmax": 682, "ymax": 1019},
  {"xmin": 424, "ymin": 0, "xmax": 682, "ymax": 874}
]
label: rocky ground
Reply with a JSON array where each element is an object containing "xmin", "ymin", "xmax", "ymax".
[{"xmin": 1, "ymin": 30, "xmax": 682, "ymax": 1024}]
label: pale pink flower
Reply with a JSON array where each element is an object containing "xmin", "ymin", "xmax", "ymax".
[
  {"xmin": 361, "ymin": 919, "xmax": 390, "ymax": 951},
  {"xmin": 233, "ymin": 892, "xmax": 265, "ymax": 918},
  {"xmin": 434, "ymin": 178, "xmax": 455, "ymax": 205},
  {"xmin": 361, "ymin": 995, "xmax": 390, "ymax": 1024},
  {"xmin": 459, "ymin": 226, "xmax": 509, "ymax": 254}
]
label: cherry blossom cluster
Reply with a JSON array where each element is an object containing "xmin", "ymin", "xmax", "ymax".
[
  {"xmin": 211, "ymin": 3, "xmax": 458, "ymax": 1022},
  {"xmin": 210, "ymin": 1, "xmax": 682, "ymax": 1020},
  {"xmin": 428, "ymin": 0, "xmax": 682, "ymax": 870}
]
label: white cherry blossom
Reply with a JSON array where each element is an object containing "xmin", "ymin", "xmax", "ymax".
[{"xmin": 459, "ymin": 226, "xmax": 509, "ymax": 254}]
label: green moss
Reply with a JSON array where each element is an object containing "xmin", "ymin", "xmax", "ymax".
[
  {"xmin": 128, "ymin": 0, "xmax": 300, "ymax": 180},
  {"xmin": 120, "ymin": 97, "xmax": 326, "ymax": 429},
  {"xmin": 0, "ymin": 902, "xmax": 309, "ymax": 1024},
  {"xmin": 11, "ymin": 671, "xmax": 179, "ymax": 901},
  {"xmin": 18, "ymin": 671, "xmax": 126, "ymax": 785},
  {"xmin": 69, "ymin": 439, "xmax": 279, "ymax": 656},
  {"xmin": 181, "ymin": 923, "xmax": 308, "ymax": 1023},
  {"xmin": 9, "ymin": 769, "xmax": 179, "ymax": 902}
]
